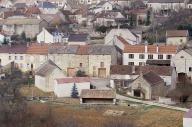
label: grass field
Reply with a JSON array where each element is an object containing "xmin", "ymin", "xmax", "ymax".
[{"xmin": 27, "ymin": 102, "xmax": 184, "ymax": 127}]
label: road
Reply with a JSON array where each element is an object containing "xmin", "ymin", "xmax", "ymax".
[{"xmin": 116, "ymin": 94, "xmax": 189, "ymax": 112}]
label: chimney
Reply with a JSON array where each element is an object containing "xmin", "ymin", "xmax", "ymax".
[
  {"xmin": 156, "ymin": 44, "xmax": 159, "ymax": 53},
  {"xmin": 132, "ymin": 66, "xmax": 135, "ymax": 74},
  {"xmin": 144, "ymin": 40, "xmax": 148, "ymax": 53}
]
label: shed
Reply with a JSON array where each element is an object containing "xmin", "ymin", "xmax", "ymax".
[
  {"xmin": 80, "ymin": 89, "xmax": 116, "ymax": 104},
  {"xmin": 35, "ymin": 60, "xmax": 65, "ymax": 92},
  {"xmin": 54, "ymin": 77, "xmax": 91, "ymax": 97}
]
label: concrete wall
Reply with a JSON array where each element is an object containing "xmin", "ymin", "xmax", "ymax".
[{"xmin": 167, "ymin": 37, "xmax": 188, "ymax": 45}]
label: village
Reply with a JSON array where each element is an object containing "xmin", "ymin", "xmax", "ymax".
[{"xmin": 0, "ymin": 0, "xmax": 191, "ymax": 126}]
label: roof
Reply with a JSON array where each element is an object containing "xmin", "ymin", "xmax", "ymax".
[
  {"xmin": 3, "ymin": 18, "xmax": 45, "ymax": 25},
  {"xmin": 35, "ymin": 60, "xmax": 61, "ymax": 77},
  {"xmin": 146, "ymin": 60, "xmax": 171, "ymax": 65},
  {"xmin": 184, "ymin": 109, "xmax": 192, "ymax": 118},
  {"xmin": 38, "ymin": 1, "xmax": 57, "ymax": 8},
  {"xmin": 148, "ymin": 0, "xmax": 185, "ymax": 3},
  {"xmin": 14, "ymin": 3, "xmax": 27, "ymax": 9},
  {"xmin": 166, "ymin": 30, "xmax": 188, "ymax": 37},
  {"xmin": 116, "ymin": 36, "xmax": 130, "ymax": 45},
  {"xmin": 110, "ymin": 65, "xmax": 173, "ymax": 76},
  {"xmin": 142, "ymin": 71, "xmax": 164, "ymax": 86},
  {"xmin": 124, "ymin": 44, "xmax": 177, "ymax": 53},
  {"xmin": 68, "ymin": 33, "xmax": 89, "ymax": 42},
  {"xmin": 184, "ymin": 48, "xmax": 192, "ymax": 56},
  {"xmin": 0, "ymin": 44, "xmax": 27, "ymax": 54},
  {"xmin": 49, "ymin": 45, "xmax": 116, "ymax": 55},
  {"xmin": 26, "ymin": 43, "xmax": 49, "ymax": 54},
  {"xmin": 56, "ymin": 77, "xmax": 90, "ymax": 84},
  {"xmin": 80, "ymin": 89, "xmax": 116, "ymax": 99},
  {"xmin": 25, "ymin": 7, "xmax": 41, "ymax": 16}
]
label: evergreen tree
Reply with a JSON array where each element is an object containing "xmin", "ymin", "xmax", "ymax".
[
  {"xmin": 71, "ymin": 83, "xmax": 79, "ymax": 98},
  {"xmin": 146, "ymin": 10, "xmax": 151, "ymax": 26}
]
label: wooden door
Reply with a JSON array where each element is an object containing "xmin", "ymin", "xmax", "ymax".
[{"xmin": 98, "ymin": 68, "xmax": 106, "ymax": 78}]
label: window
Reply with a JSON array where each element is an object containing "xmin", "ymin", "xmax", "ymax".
[
  {"xmin": 189, "ymin": 67, "xmax": 192, "ymax": 72},
  {"xmin": 180, "ymin": 39, "xmax": 183, "ymax": 43},
  {"xmin": 158, "ymin": 55, "xmax": 163, "ymax": 59},
  {"xmin": 139, "ymin": 54, "xmax": 145, "ymax": 59},
  {"xmin": 139, "ymin": 62, "xmax": 144, "ymax": 66},
  {"xmin": 167, "ymin": 55, "xmax": 172, "ymax": 59},
  {"xmin": 79, "ymin": 63, "xmax": 83, "ymax": 67},
  {"xmin": 20, "ymin": 56, "xmax": 23, "ymax": 60},
  {"xmin": 128, "ymin": 62, "xmax": 134, "ymax": 65},
  {"xmin": 9, "ymin": 56, "xmax": 11, "ymax": 60},
  {"xmin": 15, "ymin": 56, "xmax": 17, "ymax": 60},
  {"xmin": 148, "ymin": 54, "xmax": 153, "ymax": 59},
  {"xmin": 129, "ymin": 54, "xmax": 134, "ymax": 59},
  {"xmin": 100, "ymin": 62, "xmax": 104, "ymax": 68}
]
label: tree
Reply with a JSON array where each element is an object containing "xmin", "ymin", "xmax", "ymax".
[
  {"xmin": 21, "ymin": 32, "xmax": 26, "ymax": 41},
  {"xmin": 76, "ymin": 70, "xmax": 86, "ymax": 77},
  {"xmin": 95, "ymin": 25, "xmax": 108, "ymax": 33},
  {"xmin": 145, "ymin": 10, "xmax": 151, "ymax": 26},
  {"xmin": 71, "ymin": 83, "xmax": 78, "ymax": 98}
]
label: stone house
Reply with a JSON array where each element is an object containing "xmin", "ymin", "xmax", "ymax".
[
  {"xmin": 2, "ymin": 18, "xmax": 49, "ymax": 38},
  {"xmin": 128, "ymin": 71, "xmax": 166, "ymax": 100},
  {"xmin": 171, "ymin": 48, "xmax": 192, "ymax": 81},
  {"xmin": 54, "ymin": 77, "xmax": 90, "ymax": 97},
  {"xmin": 80, "ymin": 89, "xmax": 116, "ymax": 104},
  {"xmin": 35, "ymin": 59, "xmax": 65, "ymax": 92},
  {"xmin": 147, "ymin": 0, "xmax": 186, "ymax": 15},
  {"xmin": 110, "ymin": 65, "xmax": 177, "ymax": 89},
  {"xmin": 166, "ymin": 30, "xmax": 189, "ymax": 45}
]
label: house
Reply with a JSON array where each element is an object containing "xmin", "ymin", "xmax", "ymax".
[
  {"xmin": 187, "ymin": 1, "xmax": 192, "ymax": 8},
  {"xmin": 171, "ymin": 48, "xmax": 192, "ymax": 81},
  {"xmin": 67, "ymin": 33, "xmax": 89, "ymax": 45},
  {"xmin": 105, "ymin": 29, "xmax": 142, "ymax": 45},
  {"xmin": 128, "ymin": 71, "xmax": 166, "ymax": 100},
  {"xmin": 123, "ymin": 44, "xmax": 177, "ymax": 66},
  {"xmin": 38, "ymin": 1, "xmax": 59, "ymax": 14},
  {"xmin": 125, "ymin": 8, "xmax": 150, "ymax": 26},
  {"xmin": 48, "ymin": 0, "xmax": 67, "ymax": 8},
  {"xmin": 35, "ymin": 59, "xmax": 65, "ymax": 92},
  {"xmin": 37, "ymin": 27, "xmax": 68, "ymax": 43},
  {"xmin": 79, "ymin": 0, "xmax": 100, "ymax": 5},
  {"xmin": 166, "ymin": 30, "xmax": 189, "ymax": 45},
  {"xmin": 183, "ymin": 109, "xmax": 192, "ymax": 127},
  {"xmin": 2, "ymin": 18, "xmax": 49, "ymax": 38},
  {"xmin": 110, "ymin": 65, "xmax": 177, "ymax": 89},
  {"xmin": 147, "ymin": 0, "xmax": 186, "ymax": 15},
  {"xmin": 80, "ymin": 89, "xmax": 116, "ymax": 104},
  {"xmin": 94, "ymin": 11, "xmax": 126, "ymax": 27},
  {"xmin": 48, "ymin": 44, "xmax": 118, "ymax": 78},
  {"xmin": 54, "ymin": 77, "xmax": 91, "ymax": 97},
  {"xmin": 111, "ymin": 0, "xmax": 131, "ymax": 8},
  {"xmin": 0, "ymin": 32, "xmax": 11, "ymax": 44},
  {"xmin": 0, "ymin": 0, "xmax": 13, "ymax": 8},
  {"xmin": 14, "ymin": 0, "xmax": 37, "ymax": 6},
  {"xmin": 96, "ymin": 1, "xmax": 113, "ymax": 12}
]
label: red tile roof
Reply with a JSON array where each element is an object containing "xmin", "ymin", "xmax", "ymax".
[
  {"xmin": 56, "ymin": 77, "xmax": 90, "ymax": 84},
  {"xmin": 124, "ymin": 44, "xmax": 177, "ymax": 53},
  {"xmin": 166, "ymin": 30, "xmax": 188, "ymax": 37}
]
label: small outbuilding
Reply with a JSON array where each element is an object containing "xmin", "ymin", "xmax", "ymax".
[
  {"xmin": 80, "ymin": 89, "xmax": 116, "ymax": 105},
  {"xmin": 183, "ymin": 109, "xmax": 192, "ymax": 127},
  {"xmin": 35, "ymin": 60, "xmax": 65, "ymax": 92},
  {"xmin": 54, "ymin": 77, "xmax": 91, "ymax": 97}
]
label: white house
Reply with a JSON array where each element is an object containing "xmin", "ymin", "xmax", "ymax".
[
  {"xmin": 35, "ymin": 60, "xmax": 66, "ymax": 92},
  {"xmin": 105, "ymin": 29, "xmax": 142, "ymax": 45},
  {"xmin": 123, "ymin": 44, "xmax": 177, "ymax": 66},
  {"xmin": 37, "ymin": 27, "xmax": 68, "ymax": 43},
  {"xmin": 183, "ymin": 109, "xmax": 192, "ymax": 127},
  {"xmin": 147, "ymin": 0, "xmax": 186, "ymax": 14},
  {"xmin": 171, "ymin": 48, "xmax": 192, "ymax": 79},
  {"xmin": 54, "ymin": 77, "xmax": 91, "ymax": 97},
  {"xmin": 91, "ymin": 1, "xmax": 113, "ymax": 13},
  {"xmin": 166, "ymin": 30, "xmax": 189, "ymax": 45},
  {"xmin": 38, "ymin": 1, "xmax": 59, "ymax": 14}
]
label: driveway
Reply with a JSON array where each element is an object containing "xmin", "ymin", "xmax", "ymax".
[{"xmin": 116, "ymin": 94, "xmax": 188, "ymax": 112}]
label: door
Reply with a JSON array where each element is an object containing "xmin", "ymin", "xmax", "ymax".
[
  {"xmin": 67, "ymin": 68, "xmax": 76, "ymax": 77},
  {"xmin": 98, "ymin": 68, "xmax": 106, "ymax": 78}
]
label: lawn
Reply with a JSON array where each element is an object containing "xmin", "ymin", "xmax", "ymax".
[{"xmin": 26, "ymin": 102, "xmax": 184, "ymax": 127}]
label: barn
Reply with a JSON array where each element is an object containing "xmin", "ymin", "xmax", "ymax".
[{"xmin": 80, "ymin": 89, "xmax": 116, "ymax": 105}]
